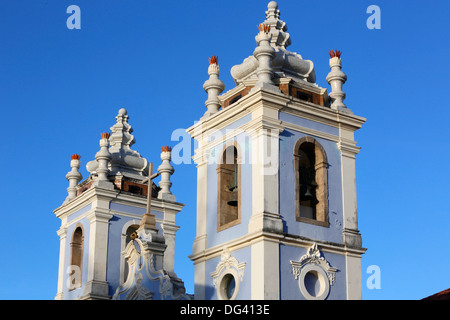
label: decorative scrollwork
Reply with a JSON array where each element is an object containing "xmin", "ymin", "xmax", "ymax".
[{"xmin": 290, "ymin": 243, "xmax": 338, "ymax": 285}]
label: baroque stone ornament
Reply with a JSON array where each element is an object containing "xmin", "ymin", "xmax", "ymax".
[
  {"xmin": 124, "ymin": 273, "xmax": 154, "ymax": 300},
  {"xmin": 230, "ymin": 1, "xmax": 316, "ymax": 85},
  {"xmin": 112, "ymin": 236, "xmax": 190, "ymax": 300},
  {"xmin": 86, "ymin": 108, "xmax": 149, "ymax": 180},
  {"xmin": 290, "ymin": 243, "xmax": 338, "ymax": 300},
  {"xmin": 210, "ymin": 248, "xmax": 246, "ymax": 300}
]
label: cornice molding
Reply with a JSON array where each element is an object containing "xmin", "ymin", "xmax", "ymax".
[
  {"xmin": 189, "ymin": 87, "xmax": 365, "ymax": 150},
  {"xmin": 86, "ymin": 209, "xmax": 114, "ymax": 223},
  {"xmin": 281, "ymin": 99, "xmax": 366, "ymax": 132},
  {"xmin": 54, "ymin": 186, "xmax": 117, "ymax": 219},
  {"xmin": 189, "ymin": 229, "xmax": 366, "ymax": 263},
  {"xmin": 113, "ymin": 193, "xmax": 185, "ymax": 212},
  {"xmin": 55, "ymin": 184, "xmax": 185, "ymax": 223},
  {"xmin": 218, "ymin": 83, "xmax": 247, "ymax": 103},
  {"xmin": 338, "ymin": 139, "xmax": 362, "ymax": 158},
  {"xmin": 188, "ymin": 88, "xmax": 288, "ymax": 140},
  {"xmin": 281, "ymin": 120, "xmax": 339, "ymax": 143},
  {"xmin": 56, "ymin": 227, "xmax": 68, "ymax": 239}
]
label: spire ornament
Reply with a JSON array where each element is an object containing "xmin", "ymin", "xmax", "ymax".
[
  {"xmin": 230, "ymin": 1, "xmax": 315, "ymax": 85},
  {"xmin": 263, "ymin": 1, "xmax": 291, "ymax": 49},
  {"xmin": 86, "ymin": 108, "xmax": 149, "ymax": 180},
  {"xmin": 203, "ymin": 56, "xmax": 225, "ymax": 118},
  {"xmin": 109, "ymin": 108, "xmax": 135, "ymax": 149}
]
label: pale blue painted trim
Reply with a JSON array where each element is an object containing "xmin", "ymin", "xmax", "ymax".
[
  {"xmin": 110, "ymin": 202, "xmax": 145, "ymax": 215},
  {"xmin": 109, "ymin": 202, "xmax": 163, "ymax": 220},
  {"xmin": 208, "ymin": 114, "xmax": 252, "ymax": 142},
  {"xmin": 67, "ymin": 204, "xmax": 91, "ymax": 223},
  {"xmin": 279, "ymin": 111, "xmax": 339, "ymax": 136}
]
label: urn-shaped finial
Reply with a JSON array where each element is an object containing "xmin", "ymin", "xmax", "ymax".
[
  {"xmin": 157, "ymin": 146, "xmax": 176, "ymax": 202},
  {"xmin": 326, "ymin": 50, "xmax": 352, "ymax": 114},
  {"xmin": 203, "ymin": 56, "xmax": 225, "ymax": 118},
  {"xmin": 64, "ymin": 154, "xmax": 83, "ymax": 204}
]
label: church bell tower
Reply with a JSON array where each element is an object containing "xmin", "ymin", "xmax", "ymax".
[
  {"xmin": 54, "ymin": 108, "xmax": 190, "ymax": 300},
  {"xmin": 187, "ymin": 1, "xmax": 366, "ymax": 300}
]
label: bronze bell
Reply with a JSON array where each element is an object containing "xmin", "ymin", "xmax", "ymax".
[
  {"xmin": 227, "ymin": 164, "xmax": 238, "ymax": 207},
  {"xmin": 300, "ymin": 179, "xmax": 318, "ymax": 202},
  {"xmin": 227, "ymin": 188, "xmax": 238, "ymax": 207},
  {"xmin": 301, "ymin": 187, "xmax": 313, "ymax": 201}
]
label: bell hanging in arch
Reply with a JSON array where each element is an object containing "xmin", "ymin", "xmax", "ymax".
[
  {"xmin": 227, "ymin": 188, "xmax": 238, "ymax": 207},
  {"xmin": 227, "ymin": 163, "xmax": 238, "ymax": 207},
  {"xmin": 300, "ymin": 179, "xmax": 318, "ymax": 202},
  {"xmin": 301, "ymin": 186, "xmax": 313, "ymax": 201}
]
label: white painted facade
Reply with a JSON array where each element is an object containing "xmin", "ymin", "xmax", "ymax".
[{"xmin": 54, "ymin": 1, "xmax": 366, "ymax": 301}]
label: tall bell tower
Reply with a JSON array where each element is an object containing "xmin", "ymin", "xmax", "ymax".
[{"xmin": 187, "ymin": 1, "xmax": 366, "ymax": 300}]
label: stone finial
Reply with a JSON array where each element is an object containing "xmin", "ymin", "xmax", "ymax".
[
  {"xmin": 251, "ymin": 23, "xmax": 280, "ymax": 93},
  {"xmin": 230, "ymin": 2, "xmax": 315, "ymax": 85},
  {"xmin": 326, "ymin": 50, "xmax": 352, "ymax": 114},
  {"xmin": 157, "ymin": 146, "xmax": 176, "ymax": 202},
  {"xmin": 263, "ymin": 1, "xmax": 291, "ymax": 49},
  {"xmin": 266, "ymin": 1, "xmax": 280, "ymax": 19},
  {"xmin": 64, "ymin": 154, "xmax": 83, "ymax": 204},
  {"xmin": 109, "ymin": 108, "xmax": 135, "ymax": 150},
  {"xmin": 93, "ymin": 132, "xmax": 114, "ymax": 188},
  {"xmin": 86, "ymin": 108, "xmax": 149, "ymax": 180},
  {"xmin": 203, "ymin": 56, "xmax": 225, "ymax": 118}
]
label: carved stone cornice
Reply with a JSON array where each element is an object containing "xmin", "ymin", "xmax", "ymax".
[{"xmin": 86, "ymin": 209, "xmax": 113, "ymax": 223}]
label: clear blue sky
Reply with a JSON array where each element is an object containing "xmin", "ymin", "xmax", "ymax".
[{"xmin": 0, "ymin": 0, "xmax": 448, "ymax": 300}]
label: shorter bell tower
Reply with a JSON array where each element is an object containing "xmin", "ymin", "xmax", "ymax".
[{"xmin": 54, "ymin": 108, "xmax": 190, "ymax": 300}]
